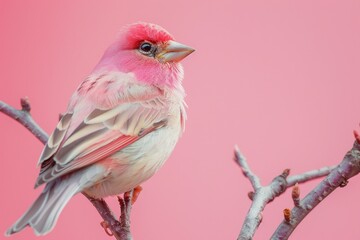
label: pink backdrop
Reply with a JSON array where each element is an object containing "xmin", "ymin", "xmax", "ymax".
[{"xmin": 1, "ymin": 1, "xmax": 360, "ymax": 239}]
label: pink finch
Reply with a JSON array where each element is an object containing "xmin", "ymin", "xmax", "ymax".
[{"xmin": 6, "ymin": 22, "xmax": 194, "ymax": 236}]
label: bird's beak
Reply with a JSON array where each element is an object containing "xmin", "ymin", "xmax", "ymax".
[{"xmin": 156, "ymin": 40, "xmax": 195, "ymax": 63}]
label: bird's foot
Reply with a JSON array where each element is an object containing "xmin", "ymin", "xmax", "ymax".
[
  {"xmin": 124, "ymin": 185, "xmax": 143, "ymax": 205},
  {"xmin": 116, "ymin": 186, "xmax": 143, "ymax": 229}
]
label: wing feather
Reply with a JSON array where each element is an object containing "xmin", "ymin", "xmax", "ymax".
[
  {"xmin": 62, "ymin": 122, "xmax": 104, "ymax": 147},
  {"xmin": 34, "ymin": 73, "xmax": 173, "ymax": 187},
  {"xmin": 38, "ymin": 113, "xmax": 72, "ymax": 165}
]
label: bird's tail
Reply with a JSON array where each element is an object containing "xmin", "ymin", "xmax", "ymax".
[{"xmin": 6, "ymin": 165, "xmax": 104, "ymax": 236}]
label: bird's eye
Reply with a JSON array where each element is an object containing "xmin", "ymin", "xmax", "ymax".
[
  {"xmin": 139, "ymin": 42, "xmax": 152, "ymax": 53},
  {"xmin": 138, "ymin": 42, "xmax": 156, "ymax": 57}
]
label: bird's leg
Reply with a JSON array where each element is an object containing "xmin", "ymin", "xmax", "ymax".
[
  {"xmin": 94, "ymin": 186, "xmax": 143, "ymax": 237},
  {"xmin": 117, "ymin": 186, "xmax": 143, "ymax": 230},
  {"xmin": 118, "ymin": 193, "xmax": 131, "ymax": 232}
]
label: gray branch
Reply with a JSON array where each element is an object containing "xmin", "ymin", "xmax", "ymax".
[
  {"xmin": 0, "ymin": 98, "xmax": 132, "ymax": 240},
  {"xmin": 234, "ymin": 145, "xmax": 261, "ymax": 189},
  {"xmin": 234, "ymin": 147, "xmax": 338, "ymax": 240},
  {"xmin": 0, "ymin": 98, "xmax": 48, "ymax": 144},
  {"xmin": 286, "ymin": 166, "xmax": 336, "ymax": 187},
  {"xmin": 271, "ymin": 140, "xmax": 360, "ymax": 239}
]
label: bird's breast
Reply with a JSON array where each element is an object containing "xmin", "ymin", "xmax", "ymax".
[{"xmin": 83, "ymin": 106, "xmax": 183, "ymax": 198}]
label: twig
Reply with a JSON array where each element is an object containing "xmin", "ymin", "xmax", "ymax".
[
  {"xmin": 0, "ymin": 98, "xmax": 48, "ymax": 144},
  {"xmin": 234, "ymin": 145, "xmax": 261, "ymax": 189},
  {"xmin": 234, "ymin": 147, "xmax": 336, "ymax": 240},
  {"xmin": 271, "ymin": 140, "xmax": 360, "ymax": 240},
  {"xmin": 0, "ymin": 98, "xmax": 132, "ymax": 239},
  {"xmin": 287, "ymin": 166, "xmax": 336, "ymax": 187},
  {"xmin": 86, "ymin": 195, "xmax": 133, "ymax": 240}
]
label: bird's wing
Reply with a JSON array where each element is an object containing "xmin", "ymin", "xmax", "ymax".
[{"xmin": 35, "ymin": 73, "xmax": 171, "ymax": 187}]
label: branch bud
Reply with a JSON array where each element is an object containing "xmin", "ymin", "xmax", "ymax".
[
  {"xmin": 248, "ymin": 191, "xmax": 254, "ymax": 200},
  {"xmin": 283, "ymin": 208, "xmax": 291, "ymax": 223},
  {"xmin": 354, "ymin": 130, "xmax": 360, "ymax": 144},
  {"xmin": 281, "ymin": 168, "xmax": 290, "ymax": 178},
  {"xmin": 292, "ymin": 183, "xmax": 300, "ymax": 206},
  {"xmin": 20, "ymin": 97, "xmax": 31, "ymax": 112}
]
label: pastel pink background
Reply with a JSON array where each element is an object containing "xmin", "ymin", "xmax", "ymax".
[{"xmin": 1, "ymin": 1, "xmax": 360, "ymax": 239}]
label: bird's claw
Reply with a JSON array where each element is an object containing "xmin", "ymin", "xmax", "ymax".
[
  {"xmin": 130, "ymin": 185, "xmax": 142, "ymax": 205},
  {"xmin": 123, "ymin": 186, "xmax": 143, "ymax": 205}
]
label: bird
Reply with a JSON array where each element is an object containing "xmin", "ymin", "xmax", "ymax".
[{"xmin": 6, "ymin": 22, "xmax": 194, "ymax": 236}]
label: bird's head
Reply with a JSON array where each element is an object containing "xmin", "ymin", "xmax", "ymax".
[{"xmin": 95, "ymin": 22, "xmax": 194, "ymax": 87}]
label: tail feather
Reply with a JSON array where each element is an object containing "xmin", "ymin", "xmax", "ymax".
[
  {"xmin": 6, "ymin": 165, "xmax": 104, "ymax": 236},
  {"xmin": 8, "ymin": 192, "xmax": 49, "ymax": 234},
  {"xmin": 33, "ymin": 179, "xmax": 79, "ymax": 235}
]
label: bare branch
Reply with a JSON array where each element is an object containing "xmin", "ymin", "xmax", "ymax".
[
  {"xmin": 235, "ymin": 148, "xmax": 337, "ymax": 240},
  {"xmin": 1, "ymin": 98, "xmax": 132, "ymax": 239},
  {"xmin": 234, "ymin": 145, "xmax": 261, "ymax": 189},
  {"xmin": 271, "ymin": 140, "xmax": 360, "ymax": 239},
  {"xmin": 0, "ymin": 99, "xmax": 48, "ymax": 144},
  {"xmin": 287, "ymin": 165, "xmax": 336, "ymax": 187},
  {"xmin": 86, "ymin": 194, "xmax": 133, "ymax": 240},
  {"xmin": 86, "ymin": 196, "xmax": 123, "ymax": 240},
  {"xmin": 237, "ymin": 166, "xmax": 288, "ymax": 240}
]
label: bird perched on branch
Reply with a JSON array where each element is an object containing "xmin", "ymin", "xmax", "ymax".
[{"xmin": 6, "ymin": 22, "xmax": 194, "ymax": 236}]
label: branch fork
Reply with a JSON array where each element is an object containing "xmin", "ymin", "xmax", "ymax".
[
  {"xmin": 271, "ymin": 140, "xmax": 360, "ymax": 239},
  {"xmin": 234, "ymin": 145, "xmax": 337, "ymax": 240}
]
